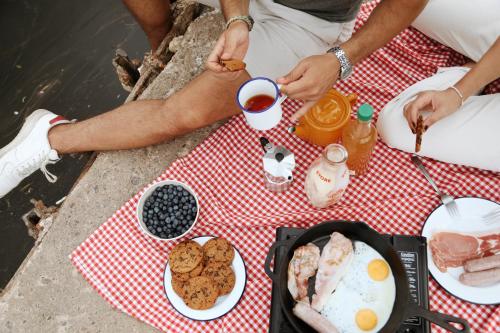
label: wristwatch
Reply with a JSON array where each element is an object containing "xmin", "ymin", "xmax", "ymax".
[
  {"xmin": 327, "ymin": 46, "xmax": 353, "ymax": 80},
  {"xmin": 225, "ymin": 15, "xmax": 254, "ymax": 31}
]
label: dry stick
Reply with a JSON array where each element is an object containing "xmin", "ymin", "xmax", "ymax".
[{"xmin": 125, "ymin": 2, "xmax": 200, "ymax": 103}]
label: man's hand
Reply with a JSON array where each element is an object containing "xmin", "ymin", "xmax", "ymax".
[
  {"xmin": 206, "ymin": 21, "xmax": 249, "ymax": 75},
  {"xmin": 277, "ymin": 53, "xmax": 340, "ymax": 122},
  {"xmin": 403, "ymin": 89, "xmax": 462, "ymax": 133}
]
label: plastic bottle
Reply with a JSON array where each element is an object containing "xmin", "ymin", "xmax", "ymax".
[{"xmin": 341, "ymin": 103, "xmax": 378, "ymax": 176}]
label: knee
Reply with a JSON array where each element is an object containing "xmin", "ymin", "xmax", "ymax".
[
  {"xmin": 158, "ymin": 100, "xmax": 213, "ymax": 134},
  {"xmin": 376, "ymin": 101, "xmax": 402, "ymax": 149}
]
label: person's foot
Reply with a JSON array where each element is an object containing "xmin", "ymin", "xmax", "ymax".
[{"xmin": 0, "ymin": 109, "xmax": 72, "ymax": 198}]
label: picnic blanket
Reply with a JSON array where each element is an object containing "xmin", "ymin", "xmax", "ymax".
[{"xmin": 70, "ymin": 2, "xmax": 500, "ymax": 332}]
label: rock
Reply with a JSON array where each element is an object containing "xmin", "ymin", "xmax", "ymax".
[
  {"xmin": 0, "ymin": 4, "xmax": 226, "ymax": 333},
  {"xmin": 140, "ymin": 10, "xmax": 224, "ymax": 100}
]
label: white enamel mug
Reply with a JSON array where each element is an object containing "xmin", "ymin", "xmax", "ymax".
[{"xmin": 236, "ymin": 77, "xmax": 287, "ymax": 131}]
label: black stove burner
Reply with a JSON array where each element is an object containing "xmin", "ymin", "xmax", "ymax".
[{"xmin": 269, "ymin": 227, "xmax": 431, "ymax": 333}]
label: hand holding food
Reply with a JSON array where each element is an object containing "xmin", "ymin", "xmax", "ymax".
[
  {"xmin": 206, "ymin": 21, "xmax": 249, "ymax": 74},
  {"xmin": 403, "ymin": 89, "xmax": 463, "ymax": 133},
  {"xmin": 277, "ymin": 54, "xmax": 340, "ymax": 122}
]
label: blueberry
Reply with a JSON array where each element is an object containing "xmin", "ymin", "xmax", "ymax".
[
  {"xmin": 183, "ymin": 191, "xmax": 189, "ymax": 197},
  {"xmin": 173, "ymin": 198, "xmax": 179, "ymax": 204},
  {"xmin": 160, "ymin": 233, "xmax": 166, "ymax": 238},
  {"xmin": 191, "ymin": 207, "xmax": 197, "ymax": 213}
]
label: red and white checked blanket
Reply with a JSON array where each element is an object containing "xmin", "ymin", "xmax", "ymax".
[{"xmin": 71, "ymin": 2, "xmax": 500, "ymax": 332}]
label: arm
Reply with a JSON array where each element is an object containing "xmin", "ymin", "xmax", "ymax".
[
  {"xmin": 277, "ymin": 0, "xmax": 428, "ymax": 121},
  {"xmin": 206, "ymin": 0, "xmax": 250, "ymax": 73},
  {"xmin": 404, "ymin": 37, "xmax": 500, "ymax": 130},
  {"xmin": 220, "ymin": 0, "xmax": 249, "ymax": 20},
  {"xmin": 342, "ymin": 0, "xmax": 428, "ymax": 65},
  {"xmin": 455, "ymin": 37, "xmax": 500, "ymax": 100}
]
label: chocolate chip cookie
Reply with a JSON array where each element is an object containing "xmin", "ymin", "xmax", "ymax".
[
  {"xmin": 170, "ymin": 240, "xmax": 203, "ymax": 273},
  {"xmin": 171, "ymin": 277, "xmax": 186, "ymax": 298},
  {"xmin": 183, "ymin": 276, "xmax": 219, "ymax": 310},
  {"xmin": 203, "ymin": 238, "xmax": 235, "ymax": 265},
  {"xmin": 171, "ymin": 260, "xmax": 204, "ymax": 282},
  {"xmin": 201, "ymin": 262, "xmax": 235, "ymax": 295}
]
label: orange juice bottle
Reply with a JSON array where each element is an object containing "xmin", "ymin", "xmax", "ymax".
[{"xmin": 341, "ymin": 104, "xmax": 377, "ymax": 176}]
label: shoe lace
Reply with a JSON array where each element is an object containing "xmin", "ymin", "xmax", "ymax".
[{"xmin": 16, "ymin": 152, "xmax": 58, "ymax": 183}]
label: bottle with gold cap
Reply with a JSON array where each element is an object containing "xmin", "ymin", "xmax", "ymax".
[{"xmin": 341, "ymin": 103, "xmax": 378, "ymax": 176}]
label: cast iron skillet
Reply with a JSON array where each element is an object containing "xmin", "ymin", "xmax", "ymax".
[{"xmin": 264, "ymin": 221, "xmax": 470, "ymax": 333}]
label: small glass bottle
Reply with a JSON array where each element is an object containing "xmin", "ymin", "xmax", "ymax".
[
  {"xmin": 341, "ymin": 103, "xmax": 378, "ymax": 176},
  {"xmin": 304, "ymin": 144, "xmax": 350, "ymax": 208}
]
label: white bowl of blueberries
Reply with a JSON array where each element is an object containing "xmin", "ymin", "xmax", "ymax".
[{"xmin": 137, "ymin": 180, "xmax": 199, "ymax": 241}]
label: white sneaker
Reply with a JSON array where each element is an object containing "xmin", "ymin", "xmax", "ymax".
[{"xmin": 0, "ymin": 109, "xmax": 73, "ymax": 198}]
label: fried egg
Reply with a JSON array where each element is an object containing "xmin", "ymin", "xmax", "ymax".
[{"xmin": 322, "ymin": 241, "xmax": 396, "ymax": 332}]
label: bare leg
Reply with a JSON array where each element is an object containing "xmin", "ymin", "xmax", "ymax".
[
  {"xmin": 48, "ymin": 71, "xmax": 250, "ymax": 153},
  {"xmin": 122, "ymin": 0, "xmax": 172, "ymax": 51}
]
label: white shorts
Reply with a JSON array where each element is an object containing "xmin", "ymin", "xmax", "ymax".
[
  {"xmin": 198, "ymin": 0, "xmax": 355, "ymax": 79},
  {"xmin": 377, "ymin": 0, "xmax": 500, "ymax": 172}
]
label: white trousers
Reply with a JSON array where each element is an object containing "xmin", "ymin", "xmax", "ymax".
[
  {"xmin": 198, "ymin": 0, "xmax": 355, "ymax": 79},
  {"xmin": 377, "ymin": 0, "xmax": 500, "ymax": 171}
]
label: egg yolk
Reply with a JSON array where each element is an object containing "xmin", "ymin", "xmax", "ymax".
[
  {"xmin": 368, "ymin": 259, "xmax": 389, "ymax": 281},
  {"xmin": 355, "ymin": 309, "xmax": 378, "ymax": 331}
]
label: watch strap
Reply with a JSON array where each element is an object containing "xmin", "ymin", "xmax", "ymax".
[{"xmin": 327, "ymin": 46, "xmax": 353, "ymax": 80}]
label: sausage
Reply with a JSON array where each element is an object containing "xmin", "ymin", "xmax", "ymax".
[
  {"xmin": 293, "ymin": 301, "xmax": 339, "ymax": 333},
  {"xmin": 459, "ymin": 267, "xmax": 500, "ymax": 286},
  {"xmin": 464, "ymin": 254, "xmax": 500, "ymax": 272}
]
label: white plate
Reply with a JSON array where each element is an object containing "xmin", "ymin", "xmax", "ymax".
[
  {"xmin": 163, "ymin": 236, "xmax": 247, "ymax": 320},
  {"xmin": 421, "ymin": 197, "xmax": 500, "ymax": 305}
]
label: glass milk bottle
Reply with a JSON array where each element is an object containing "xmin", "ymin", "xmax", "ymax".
[{"xmin": 304, "ymin": 144, "xmax": 350, "ymax": 208}]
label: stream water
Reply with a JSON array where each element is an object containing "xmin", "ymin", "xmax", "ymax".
[{"xmin": 0, "ymin": 0, "xmax": 148, "ymax": 289}]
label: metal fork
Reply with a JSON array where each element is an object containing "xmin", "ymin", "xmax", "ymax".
[
  {"xmin": 411, "ymin": 155, "xmax": 461, "ymax": 220},
  {"xmin": 482, "ymin": 207, "xmax": 500, "ymax": 225}
]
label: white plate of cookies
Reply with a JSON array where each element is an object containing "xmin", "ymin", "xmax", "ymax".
[{"xmin": 163, "ymin": 236, "xmax": 247, "ymax": 320}]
